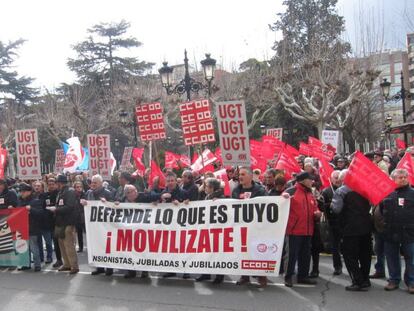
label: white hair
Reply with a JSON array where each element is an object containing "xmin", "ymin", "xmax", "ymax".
[
  {"xmin": 331, "ymin": 170, "xmax": 341, "ymax": 179},
  {"xmin": 91, "ymin": 174, "xmax": 103, "ymax": 184},
  {"xmin": 390, "ymin": 169, "xmax": 408, "ymax": 179},
  {"xmin": 338, "ymin": 169, "xmax": 348, "ymax": 181}
]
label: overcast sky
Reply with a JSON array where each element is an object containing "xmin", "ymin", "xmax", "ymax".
[{"xmin": 0, "ymin": 0, "xmax": 411, "ymax": 90}]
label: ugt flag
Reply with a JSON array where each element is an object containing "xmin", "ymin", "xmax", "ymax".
[{"xmin": 344, "ymin": 151, "xmax": 396, "ymax": 205}]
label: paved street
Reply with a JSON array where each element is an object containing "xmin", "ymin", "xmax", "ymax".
[{"xmin": 0, "ymin": 253, "xmax": 412, "ymax": 311}]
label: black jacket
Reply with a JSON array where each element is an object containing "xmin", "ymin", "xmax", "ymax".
[
  {"xmin": 161, "ymin": 186, "xmax": 187, "ymax": 203},
  {"xmin": 55, "ymin": 186, "xmax": 79, "ymax": 226},
  {"xmin": 232, "ymin": 182, "xmax": 266, "ymax": 199},
  {"xmin": 380, "ymin": 185, "xmax": 414, "ymax": 243},
  {"xmin": 0, "ymin": 188, "xmax": 18, "ymax": 209},
  {"xmin": 40, "ymin": 190, "xmax": 59, "ymax": 230},
  {"xmin": 18, "ymin": 195, "xmax": 44, "ymax": 236},
  {"xmin": 321, "ymin": 186, "xmax": 340, "ymax": 228},
  {"xmin": 332, "ymin": 186, "xmax": 372, "ymax": 236},
  {"xmin": 182, "ymin": 182, "xmax": 199, "ymax": 201}
]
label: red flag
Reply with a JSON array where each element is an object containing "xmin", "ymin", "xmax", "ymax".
[
  {"xmin": 178, "ymin": 154, "xmax": 191, "ymax": 168},
  {"xmin": 396, "ymin": 152, "xmax": 414, "ymax": 185},
  {"xmin": 285, "ymin": 144, "xmax": 300, "ymax": 157},
  {"xmin": 308, "ymin": 136, "xmax": 323, "ymax": 147},
  {"xmin": 299, "ymin": 142, "xmax": 312, "ymax": 156},
  {"xmin": 165, "ymin": 151, "xmax": 179, "ymax": 169},
  {"xmin": 191, "ymin": 149, "xmax": 217, "ymax": 172},
  {"xmin": 250, "ymin": 140, "xmax": 268, "ymax": 172},
  {"xmin": 213, "ymin": 169, "xmax": 231, "ymax": 197},
  {"xmin": 344, "ymin": 151, "xmax": 396, "ymax": 205},
  {"xmin": 262, "ymin": 135, "xmax": 285, "ymax": 157},
  {"xmin": 0, "ymin": 147, "xmax": 8, "ymax": 179},
  {"xmin": 274, "ymin": 146, "xmax": 302, "ymax": 180},
  {"xmin": 318, "ymin": 158, "xmax": 334, "ymax": 190},
  {"xmin": 150, "ymin": 160, "xmax": 166, "ymax": 189},
  {"xmin": 396, "ymin": 138, "xmax": 406, "ymax": 150},
  {"xmin": 308, "ymin": 136, "xmax": 335, "ymax": 161},
  {"xmin": 132, "ymin": 148, "xmax": 146, "ymax": 176}
]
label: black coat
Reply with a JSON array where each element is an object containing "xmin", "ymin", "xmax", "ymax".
[
  {"xmin": 380, "ymin": 185, "xmax": 414, "ymax": 243},
  {"xmin": 161, "ymin": 186, "xmax": 187, "ymax": 203},
  {"xmin": 55, "ymin": 186, "xmax": 79, "ymax": 226},
  {"xmin": 39, "ymin": 190, "xmax": 58, "ymax": 230},
  {"xmin": 182, "ymin": 182, "xmax": 199, "ymax": 201},
  {"xmin": 18, "ymin": 195, "xmax": 44, "ymax": 236},
  {"xmin": 0, "ymin": 188, "xmax": 18, "ymax": 209},
  {"xmin": 232, "ymin": 182, "xmax": 266, "ymax": 199},
  {"xmin": 321, "ymin": 186, "xmax": 340, "ymax": 228},
  {"xmin": 334, "ymin": 187, "xmax": 372, "ymax": 237}
]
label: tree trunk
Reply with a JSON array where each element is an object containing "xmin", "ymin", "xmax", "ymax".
[{"xmin": 316, "ymin": 121, "xmax": 325, "ymax": 139}]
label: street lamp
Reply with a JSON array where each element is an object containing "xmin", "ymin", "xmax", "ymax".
[
  {"xmin": 119, "ymin": 109, "xmax": 138, "ymax": 147},
  {"xmin": 380, "ymin": 72, "xmax": 413, "ymax": 145},
  {"xmin": 158, "ymin": 50, "xmax": 216, "ymax": 100}
]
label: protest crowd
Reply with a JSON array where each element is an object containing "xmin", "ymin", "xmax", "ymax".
[{"xmin": 1, "ymin": 136, "xmax": 414, "ymax": 295}]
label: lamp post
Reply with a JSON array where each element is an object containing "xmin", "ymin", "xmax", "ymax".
[
  {"xmin": 384, "ymin": 114, "xmax": 393, "ymax": 149},
  {"xmin": 119, "ymin": 109, "xmax": 138, "ymax": 147},
  {"xmin": 158, "ymin": 50, "xmax": 216, "ymax": 159},
  {"xmin": 380, "ymin": 72, "xmax": 413, "ymax": 145},
  {"xmin": 158, "ymin": 50, "xmax": 216, "ymax": 101}
]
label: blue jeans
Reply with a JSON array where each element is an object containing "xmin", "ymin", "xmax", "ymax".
[
  {"xmin": 384, "ymin": 241, "xmax": 414, "ymax": 286},
  {"xmin": 374, "ymin": 233, "xmax": 385, "ymax": 274},
  {"xmin": 29, "ymin": 235, "xmax": 41, "ymax": 269},
  {"xmin": 37, "ymin": 230, "xmax": 53, "ymax": 261}
]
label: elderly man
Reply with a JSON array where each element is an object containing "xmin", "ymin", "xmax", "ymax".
[
  {"xmin": 379, "ymin": 169, "xmax": 414, "ymax": 294},
  {"xmin": 284, "ymin": 172, "xmax": 321, "ymax": 287},
  {"xmin": 332, "ymin": 169, "xmax": 372, "ymax": 291},
  {"xmin": 321, "ymin": 170, "xmax": 343, "ymax": 275},
  {"xmin": 84, "ymin": 174, "xmax": 114, "ymax": 276},
  {"xmin": 52, "ymin": 175, "xmax": 79, "ymax": 274},
  {"xmin": 232, "ymin": 167, "xmax": 267, "ymax": 287}
]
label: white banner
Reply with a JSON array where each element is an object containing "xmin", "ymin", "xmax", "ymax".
[
  {"xmin": 216, "ymin": 100, "xmax": 251, "ymax": 167},
  {"xmin": 266, "ymin": 128, "xmax": 283, "ymax": 141},
  {"xmin": 119, "ymin": 147, "xmax": 133, "ymax": 171},
  {"xmin": 84, "ymin": 197, "xmax": 290, "ymax": 276},
  {"xmin": 87, "ymin": 134, "xmax": 111, "ymax": 180},
  {"xmin": 54, "ymin": 149, "xmax": 66, "ymax": 174},
  {"xmin": 321, "ymin": 130, "xmax": 339, "ymax": 149},
  {"xmin": 15, "ymin": 129, "xmax": 41, "ymax": 179}
]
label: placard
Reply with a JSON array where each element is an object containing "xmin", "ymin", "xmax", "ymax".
[
  {"xmin": 135, "ymin": 103, "xmax": 166, "ymax": 141},
  {"xmin": 266, "ymin": 128, "xmax": 283, "ymax": 141},
  {"xmin": 84, "ymin": 197, "xmax": 290, "ymax": 276},
  {"xmin": 321, "ymin": 130, "xmax": 339, "ymax": 149},
  {"xmin": 179, "ymin": 99, "xmax": 215, "ymax": 146},
  {"xmin": 216, "ymin": 100, "xmax": 251, "ymax": 166},
  {"xmin": 87, "ymin": 134, "xmax": 111, "ymax": 180},
  {"xmin": 54, "ymin": 149, "xmax": 66, "ymax": 174},
  {"xmin": 15, "ymin": 129, "xmax": 41, "ymax": 179},
  {"xmin": 119, "ymin": 147, "xmax": 134, "ymax": 171}
]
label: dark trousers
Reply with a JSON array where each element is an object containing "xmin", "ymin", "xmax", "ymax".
[
  {"xmin": 53, "ymin": 236, "xmax": 62, "ymax": 261},
  {"xmin": 329, "ymin": 226, "xmax": 343, "ymax": 270},
  {"xmin": 311, "ymin": 223, "xmax": 323, "ymax": 273},
  {"xmin": 76, "ymin": 223, "xmax": 85, "ymax": 251},
  {"xmin": 341, "ymin": 234, "xmax": 372, "ymax": 286},
  {"xmin": 285, "ymin": 235, "xmax": 312, "ymax": 280},
  {"xmin": 373, "ymin": 232, "xmax": 385, "ymax": 274}
]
